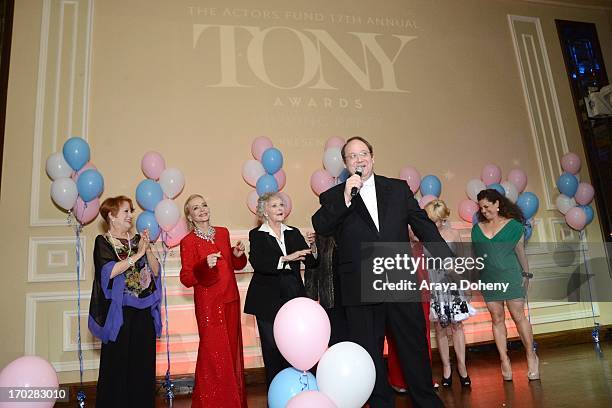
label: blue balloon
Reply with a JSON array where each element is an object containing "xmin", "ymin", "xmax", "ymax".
[
  {"xmin": 136, "ymin": 179, "xmax": 163, "ymax": 212},
  {"xmin": 261, "ymin": 147, "xmax": 284, "ymax": 174},
  {"xmin": 472, "ymin": 211, "xmax": 480, "ymax": 226},
  {"xmin": 517, "ymin": 192, "xmax": 539, "ymax": 219},
  {"xmin": 136, "ymin": 211, "xmax": 160, "ymax": 241},
  {"xmin": 420, "ymin": 175, "xmax": 441, "ymax": 197},
  {"xmin": 580, "ymin": 205, "xmax": 594, "ymax": 225},
  {"xmin": 76, "ymin": 169, "xmax": 104, "ymax": 202},
  {"xmin": 256, "ymin": 174, "xmax": 278, "ymax": 196},
  {"xmin": 62, "ymin": 137, "xmax": 90, "ymax": 171},
  {"xmin": 268, "ymin": 367, "xmax": 317, "ymax": 408},
  {"xmin": 338, "ymin": 168, "xmax": 350, "ymax": 183},
  {"xmin": 487, "ymin": 183, "xmax": 506, "ymax": 196},
  {"xmin": 556, "ymin": 172, "xmax": 579, "ymax": 197}
]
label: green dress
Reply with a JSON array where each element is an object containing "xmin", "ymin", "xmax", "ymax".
[{"xmin": 471, "ymin": 218, "xmax": 525, "ymax": 302}]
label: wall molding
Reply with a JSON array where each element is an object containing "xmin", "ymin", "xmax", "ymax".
[{"xmin": 28, "ymin": 236, "xmax": 87, "ymax": 282}]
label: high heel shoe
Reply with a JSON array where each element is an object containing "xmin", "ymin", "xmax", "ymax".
[
  {"xmin": 457, "ymin": 368, "xmax": 471, "ymax": 387},
  {"xmin": 527, "ymin": 355, "xmax": 540, "ymax": 381},
  {"xmin": 441, "ymin": 370, "xmax": 452, "ymax": 387},
  {"xmin": 501, "ymin": 359, "xmax": 513, "ymax": 381}
]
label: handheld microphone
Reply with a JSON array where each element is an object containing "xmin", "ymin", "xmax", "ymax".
[{"xmin": 350, "ymin": 167, "xmax": 364, "ymax": 197}]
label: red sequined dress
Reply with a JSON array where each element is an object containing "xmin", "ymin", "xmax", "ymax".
[{"xmin": 180, "ymin": 227, "xmax": 248, "ymax": 407}]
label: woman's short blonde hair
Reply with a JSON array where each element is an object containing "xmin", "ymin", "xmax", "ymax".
[
  {"xmin": 256, "ymin": 192, "xmax": 283, "ymax": 223},
  {"xmin": 184, "ymin": 194, "xmax": 205, "ymax": 231},
  {"xmin": 424, "ymin": 199, "xmax": 450, "ymax": 223}
]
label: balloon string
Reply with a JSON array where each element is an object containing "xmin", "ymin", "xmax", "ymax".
[
  {"xmin": 71, "ymin": 213, "xmax": 86, "ymax": 407},
  {"xmin": 579, "ymin": 230, "xmax": 600, "ymax": 342},
  {"xmin": 159, "ymin": 232, "xmax": 174, "ymax": 403}
]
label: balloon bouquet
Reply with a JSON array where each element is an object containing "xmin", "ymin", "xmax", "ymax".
[
  {"xmin": 461, "ymin": 164, "xmax": 539, "ymax": 241},
  {"xmin": 310, "ymin": 137, "xmax": 350, "ymax": 196},
  {"xmin": 46, "ymin": 136, "xmax": 104, "ymax": 407},
  {"xmin": 398, "ymin": 166, "xmax": 443, "ymax": 208},
  {"xmin": 136, "ymin": 151, "xmax": 189, "ymax": 404},
  {"xmin": 554, "ymin": 152, "xmax": 599, "ymax": 343},
  {"xmin": 269, "ymin": 297, "xmax": 376, "ymax": 408}
]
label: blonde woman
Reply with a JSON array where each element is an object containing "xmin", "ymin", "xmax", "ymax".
[
  {"xmin": 179, "ymin": 194, "xmax": 248, "ymax": 407},
  {"xmin": 424, "ymin": 199, "xmax": 471, "ymax": 387}
]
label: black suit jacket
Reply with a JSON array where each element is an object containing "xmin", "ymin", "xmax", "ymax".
[
  {"xmin": 244, "ymin": 225, "xmax": 318, "ymax": 322},
  {"xmin": 312, "ymin": 175, "xmax": 452, "ymax": 306}
]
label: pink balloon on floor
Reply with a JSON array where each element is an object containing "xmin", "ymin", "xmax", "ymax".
[
  {"xmin": 458, "ymin": 199, "xmax": 479, "ymax": 223},
  {"xmin": 273, "ymin": 297, "xmax": 331, "ymax": 371},
  {"xmin": 287, "ymin": 391, "xmax": 336, "ymax": 408},
  {"xmin": 324, "ymin": 136, "xmax": 345, "ymax": 150},
  {"xmin": 507, "ymin": 168, "xmax": 528, "ymax": 193},
  {"xmin": 252, "ymin": 136, "xmax": 274, "ymax": 161},
  {"xmin": 565, "ymin": 207, "xmax": 586, "ymax": 231},
  {"xmin": 399, "ymin": 166, "xmax": 421, "ymax": 193},
  {"xmin": 164, "ymin": 217, "xmax": 189, "ymax": 248},
  {"xmin": 0, "ymin": 355, "xmax": 59, "ymax": 408},
  {"xmin": 561, "ymin": 152, "xmax": 581, "ymax": 174},
  {"xmin": 73, "ymin": 197, "xmax": 100, "ymax": 225},
  {"xmin": 278, "ymin": 192, "xmax": 292, "ymax": 217},
  {"xmin": 273, "ymin": 169, "xmax": 286, "ymax": 191},
  {"xmin": 310, "ymin": 169, "xmax": 335, "ymax": 196},
  {"xmin": 418, "ymin": 194, "xmax": 437, "ymax": 209},
  {"xmin": 481, "ymin": 164, "xmax": 502, "ymax": 185},
  {"xmin": 247, "ymin": 190, "xmax": 259, "ymax": 214},
  {"xmin": 141, "ymin": 151, "xmax": 165, "ymax": 180},
  {"xmin": 574, "ymin": 182, "xmax": 594, "ymax": 205}
]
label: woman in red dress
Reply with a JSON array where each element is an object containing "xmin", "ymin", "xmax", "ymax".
[{"xmin": 180, "ymin": 194, "xmax": 248, "ymax": 407}]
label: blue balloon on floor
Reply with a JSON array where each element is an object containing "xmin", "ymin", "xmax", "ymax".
[{"xmin": 268, "ymin": 367, "xmax": 317, "ymax": 408}]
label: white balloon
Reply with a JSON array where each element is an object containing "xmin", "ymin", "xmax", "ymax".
[
  {"xmin": 46, "ymin": 152, "xmax": 73, "ymax": 180},
  {"xmin": 466, "ymin": 178, "xmax": 486, "ymax": 202},
  {"xmin": 242, "ymin": 159, "xmax": 266, "ymax": 187},
  {"xmin": 50, "ymin": 178, "xmax": 78, "ymax": 211},
  {"xmin": 316, "ymin": 342, "xmax": 375, "ymax": 408},
  {"xmin": 501, "ymin": 181, "xmax": 519, "ymax": 202},
  {"xmin": 155, "ymin": 199, "xmax": 180, "ymax": 231},
  {"xmin": 556, "ymin": 194, "xmax": 577, "ymax": 215},
  {"xmin": 159, "ymin": 168, "xmax": 185, "ymax": 199},
  {"xmin": 323, "ymin": 147, "xmax": 345, "ymax": 178}
]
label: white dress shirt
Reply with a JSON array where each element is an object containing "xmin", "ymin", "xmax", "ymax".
[{"xmin": 258, "ymin": 222, "xmax": 293, "ymax": 269}]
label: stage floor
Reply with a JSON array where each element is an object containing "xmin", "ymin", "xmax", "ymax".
[{"xmin": 157, "ymin": 341, "xmax": 611, "ymax": 408}]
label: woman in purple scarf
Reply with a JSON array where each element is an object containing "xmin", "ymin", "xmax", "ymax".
[{"xmin": 88, "ymin": 196, "xmax": 161, "ymax": 407}]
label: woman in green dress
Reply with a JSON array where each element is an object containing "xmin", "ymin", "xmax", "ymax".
[{"xmin": 471, "ymin": 189, "xmax": 539, "ymax": 382}]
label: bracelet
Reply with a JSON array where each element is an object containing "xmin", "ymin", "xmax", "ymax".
[
  {"xmin": 127, "ymin": 256, "xmax": 135, "ymax": 267},
  {"xmin": 521, "ymin": 272, "xmax": 533, "ymax": 279}
]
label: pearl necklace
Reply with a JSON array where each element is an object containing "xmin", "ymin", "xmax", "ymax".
[
  {"xmin": 194, "ymin": 225, "xmax": 215, "ymax": 242},
  {"xmin": 107, "ymin": 231, "xmax": 132, "ymax": 263}
]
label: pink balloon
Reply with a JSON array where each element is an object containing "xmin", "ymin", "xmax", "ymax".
[
  {"xmin": 574, "ymin": 182, "xmax": 594, "ymax": 205},
  {"xmin": 278, "ymin": 191, "xmax": 292, "ymax": 217},
  {"xmin": 561, "ymin": 152, "xmax": 581, "ymax": 174},
  {"xmin": 163, "ymin": 217, "xmax": 189, "ymax": 248},
  {"xmin": 458, "ymin": 199, "xmax": 479, "ymax": 223},
  {"xmin": 324, "ymin": 136, "xmax": 345, "ymax": 151},
  {"xmin": 481, "ymin": 164, "xmax": 502, "ymax": 185},
  {"xmin": 273, "ymin": 297, "xmax": 331, "ymax": 371},
  {"xmin": 71, "ymin": 162, "xmax": 97, "ymax": 182},
  {"xmin": 565, "ymin": 207, "xmax": 586, "ymax": 230},
  {"xmin": 141, "ymin": 151, "xmax": 165, "ymax": 180},
  {"xmin": 399, "ymin": 166, "xmax": 421, "ymax": 193},
  {"xmin": 418, "ymin": 194, "xmax": 437, "ymax": 209},
  {"xmin": 246, "ymin": 190, "xmax": 259, "ymax": 214},
  {"xmin": 287, "ymin": 391, "xmax": 336, "ymax": 408},
  {"xmin": 507, "ymin": 168, "xmax": 528, "ymax": 193},
  {"xmin": 310, "ymin": 169, "xmax": 335, "ymax": 196},
  {"xmin": 242, "ymin": 159, "xmax": 266, "ymax": 187},
  {"xmin": 73, "ymin": 197, "xmax": 100, "ymax": 225},
  {"xmin": 273, "ymin": 169, "xmax": 287, "ymax": 191},
  {"xmin": 251, "ymin": 136, "xmax": 273, "ymax": 161},
  {"xmin": 0, "ymin": 355, "xmax": 59, "ymax": 408}
]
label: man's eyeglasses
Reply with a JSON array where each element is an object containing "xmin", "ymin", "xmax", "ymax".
[{"xmin": 345, "ymin": 151, "xmax": 371, "ymax": 161}]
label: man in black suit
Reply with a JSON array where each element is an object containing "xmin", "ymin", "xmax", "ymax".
[{"xmin": 312, "ymin": 137, "xmax": 451, "ymax": 408}]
